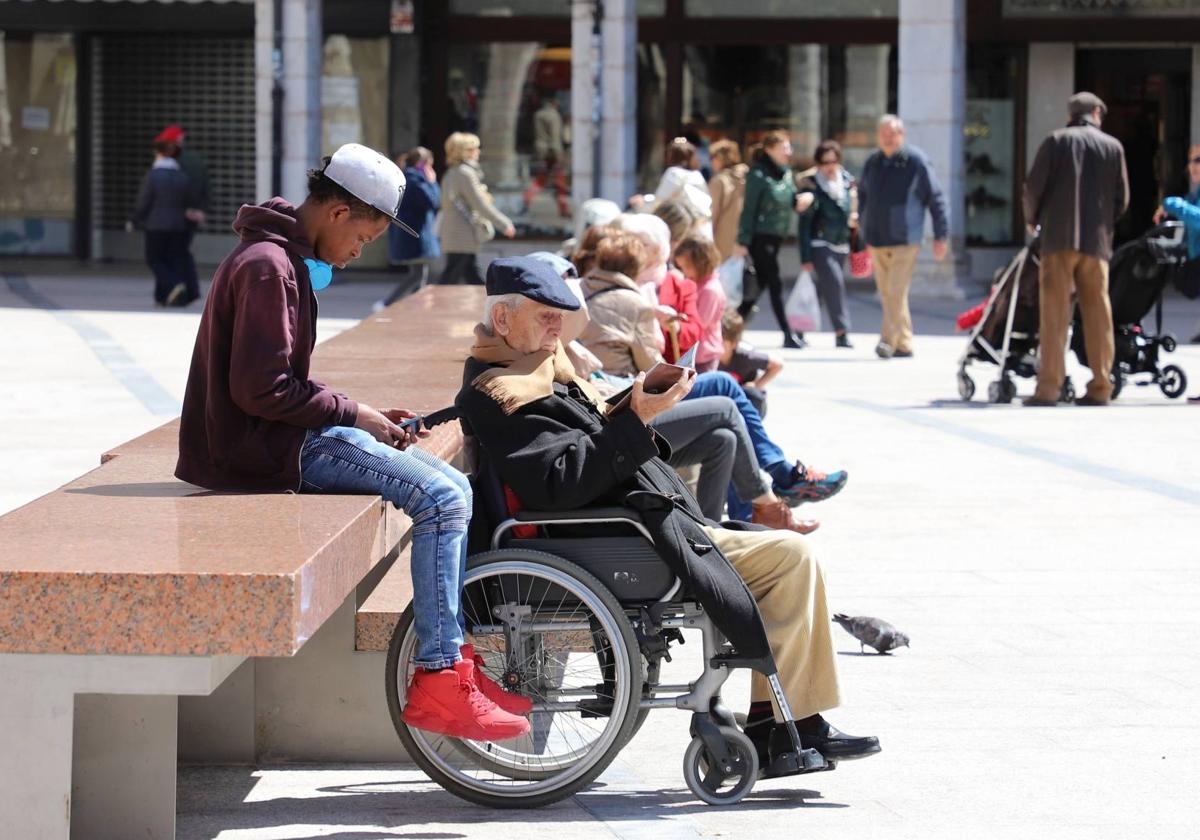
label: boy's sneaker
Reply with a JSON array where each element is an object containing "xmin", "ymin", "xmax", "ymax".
[
  {"xmin": 462, "ymin": 643, "xmax": 533, "ymax": 715},
  {"xmin": 401, "ymin": 660, "xmax": 531, "ymax": 741},
  {"xmin": 875, "ymin": 341, "xmax": 894, "ymax": 359},
  {"xmin": 773, "ymin": 461, "xmax": 848, "ymax": 505}
]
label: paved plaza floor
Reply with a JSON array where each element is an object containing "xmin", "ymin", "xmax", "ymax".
[{"xmin": 3, "ymin": 262, "xmax": 1200, "ymax": 839}]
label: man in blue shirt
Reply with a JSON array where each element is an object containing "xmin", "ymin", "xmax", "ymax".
[{"xmin": 858, "ymin": 115, "xmax": 950, "ymax": 359}]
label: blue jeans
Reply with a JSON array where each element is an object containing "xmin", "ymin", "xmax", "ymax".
[
  {"xmin": 685, "ymin": 372, "xmax": 786, "ymax": 473},
  {"xmin": 299, "ymin": 425, "xmax": 472, "ymax": 669}
]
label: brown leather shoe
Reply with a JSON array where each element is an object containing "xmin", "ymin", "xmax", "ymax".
[
  {"xmin": 1075, "ymin": 395, "xmax": 1109, "ymax": 406},
  {"xmin": 751, "ymin": 498, "xmax": 820, "ymax": 534}
]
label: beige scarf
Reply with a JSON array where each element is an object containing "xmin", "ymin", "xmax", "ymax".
[{"xmin": 470, "ymin": 323, "xmax": 607, "ymax": 415}]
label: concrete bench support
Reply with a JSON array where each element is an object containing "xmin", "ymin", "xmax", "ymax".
[
  {"xmin": 0, "ymin": 653, "xmax": 243, "ymax": 839},
  {"xmin": 179, "ymin": 589, "xmax": 407, "ymax": 764}
]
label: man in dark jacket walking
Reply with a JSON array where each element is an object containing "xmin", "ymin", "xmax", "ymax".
[
  {"xmin": 456, "ymin": 256, "xmax": 880, "ymax": 767},
  {"xmin": 176, "ymin": 143, "xmax": 532, "ymax": 742},
  {"xmin": 858, "ymin": 115, "xmax": 949, "ymax": 359},
  {"xmin": 1023, "ymin": 92, "xmax": 1129, "ymax": 406}
]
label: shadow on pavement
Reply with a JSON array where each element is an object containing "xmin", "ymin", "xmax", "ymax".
[{"xmin": 176, "ymin": 765, "xmax": 848, "ymax": 839}]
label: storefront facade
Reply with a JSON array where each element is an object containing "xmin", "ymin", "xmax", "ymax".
[{"xmin": 1, "ymin": 0, "xmax": 1198, "ymax": 286}]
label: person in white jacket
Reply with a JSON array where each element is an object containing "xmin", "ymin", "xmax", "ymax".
[{"xmin": 630, "ymin": 138, "xmax": 713, "ymax": 240}]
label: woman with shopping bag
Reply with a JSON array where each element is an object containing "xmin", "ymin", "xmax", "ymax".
[
  {"xmin": 710, "ymin": 139, "xmax": 749, "ymax": 310},
  {"xmin": 796, "ymin": 140, "xmax": 857, "ymax": 348}
]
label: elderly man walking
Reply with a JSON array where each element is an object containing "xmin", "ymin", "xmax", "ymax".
[
  {"xmin": 858, "ymin": 115, "xmax": 949, "ymax": 359},
  {"xmin": 1023, "ymin": 92, "xmax": 1129, "ymax": 406}
]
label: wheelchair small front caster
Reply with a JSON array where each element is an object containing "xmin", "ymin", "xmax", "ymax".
[{"xmin": 683, "ymin": 726, "xmax": 759, "ymax": 805}]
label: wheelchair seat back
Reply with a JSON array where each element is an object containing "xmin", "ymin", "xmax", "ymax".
[{"xmin": 466, "ymin": 437, "xmax": 676, "ymax": 604}]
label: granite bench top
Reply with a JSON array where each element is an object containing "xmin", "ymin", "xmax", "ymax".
[{"xmin": 0, "ymin": 285, "xmax": 484, "ymax": 657}]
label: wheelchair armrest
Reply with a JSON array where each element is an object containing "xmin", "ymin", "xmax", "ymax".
[
  {"xmin": 493, "ymin": 507, "xmax": 651, "ymax": 549},
  {"xmin": 514, "ymin": 507, "xmax": 644, "ymax": 524}
]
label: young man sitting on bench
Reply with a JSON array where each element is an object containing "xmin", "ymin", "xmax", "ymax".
[{"xmin": 175, "ymin": 143, "xmax": 530, "ymax": 742}]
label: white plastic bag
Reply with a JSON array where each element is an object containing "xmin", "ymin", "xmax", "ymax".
[
  {"xmin": 717, "ymin": 256, "xmax": 745, "ymax": 310},
  {"xmin": 786, "ymin": 272, "xmax": 822, "ymax": 333}
]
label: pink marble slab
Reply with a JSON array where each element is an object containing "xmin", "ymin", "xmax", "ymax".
[{"xmin": 1, "ymin": 287, "xmax": 484, "ymax": 656}]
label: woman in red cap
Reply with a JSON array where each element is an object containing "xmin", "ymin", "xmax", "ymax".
[{"xmin": 131, "ymin": 132, "xmax": 201, "ymax": 306}]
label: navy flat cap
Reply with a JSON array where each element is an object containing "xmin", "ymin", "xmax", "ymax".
[{"xmin": 485, "ymin": 256, "xmax": 581, "ymax": 310}]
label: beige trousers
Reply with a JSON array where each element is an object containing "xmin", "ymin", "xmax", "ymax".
[
  {"xmin": 870, "ymin": 244, "xmax": 921, "ymax": 353},
  {"xmin": 706, "ymin": 526, "xmax": 840, "ymax": 721},
  {"xmin": 1035, "ymin": 249, "xmax": 1115, "ymax": 402}
]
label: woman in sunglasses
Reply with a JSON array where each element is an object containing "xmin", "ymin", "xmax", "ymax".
[{"xmin": 795, "ymin": 140, "xmax": 858, "ymax": 349}]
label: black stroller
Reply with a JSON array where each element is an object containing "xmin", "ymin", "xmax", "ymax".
[
  {"xmin": 956, "ymin": 235, "xmax": 1077, "ymax": 403},
  {"xmin": 1070, "ymin": 221, "xmax": 1189, "ymax": 400}
]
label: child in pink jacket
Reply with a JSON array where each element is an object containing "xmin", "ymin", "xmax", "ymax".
[{"xmin": 672, "ymin": 235, "xmax": 726, "ymax": 371}]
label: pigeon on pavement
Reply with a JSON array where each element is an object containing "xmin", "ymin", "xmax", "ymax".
[{"xmin": 833, "ymin": 614, "xmax": 910, "ymax": 655}]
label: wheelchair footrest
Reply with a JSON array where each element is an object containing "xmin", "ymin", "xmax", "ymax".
[{"xmin": 758, "ymin": 747, "xmax": 832, "ymax": 780}]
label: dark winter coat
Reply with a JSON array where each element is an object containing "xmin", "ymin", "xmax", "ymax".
[
  {"xmin": 1023, "ymin": 118, "xmax": 1129, "ymax": 262},
  {"xmin": 858, "ymin": 144, "xmax": 948, "ymax": 247},
  {"xmin": 737, "ymin": 154, "xmax": 796, "ymax": 245},
  {"xmin": 134, "ymin": 159, "xmax": 196, "ymax": 232},
  {"xmin": 389, "ymin": 166, "xmax": 442, "ymax": 264},
  {"xmin": 455, "ymin": 356, "xmax": 773, "ymax": 664},
  {"xmin": 795, "ymin": 166, "xmax": 857, "ymax": 263}
]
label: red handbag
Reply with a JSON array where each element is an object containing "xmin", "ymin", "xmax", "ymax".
[{"xmin": 848, "ymin": 229, "xmax": 873, "ymax": 278}]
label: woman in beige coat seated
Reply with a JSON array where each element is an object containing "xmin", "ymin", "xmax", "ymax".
[{"xmin": 438, "ymin": 132, "xmax": 515, "ymax": 285}]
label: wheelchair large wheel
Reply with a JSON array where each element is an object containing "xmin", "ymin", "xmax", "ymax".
[{"xmin": 385, "ymin": 549, "xmax": 642, "ymax": 808}]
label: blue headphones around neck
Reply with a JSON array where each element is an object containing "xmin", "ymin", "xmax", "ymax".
[{"xmin": 304, "ymin": 257, "xmax": 333, "ymax": 291}]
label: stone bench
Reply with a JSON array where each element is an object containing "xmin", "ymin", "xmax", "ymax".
[{"xmin": 0, "ymin": 285, "xmax": 485, "ymax": 839}]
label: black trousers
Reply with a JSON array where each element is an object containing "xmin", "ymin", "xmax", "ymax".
[
  {"xmin": 438, "ymin": 252, "xmax": 484, "ymax": 285},
  {"xmin": 144, "ymin": 230, "xmax": 191, "ymax": 304},
  {"xmin": 738, "ymin": 234, "xmax": 790, "ymax": 336}
]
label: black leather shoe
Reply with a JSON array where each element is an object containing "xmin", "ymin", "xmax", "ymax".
[
  {"xmin": 892, "ymin": 349, "xmax": 913, "ymax": 358},
  {"xmin": 1022, "ymin": 396, "xmax": 1056, "ymax": 407},
  {"xmin": 792, "ymin": 719, "xmax": 881, "ymax": 761},
  {"xmin": 836, "ymin": 334, "xmax": 854, "ymax": 349},
  {"xmin": 783, "ymin": 331, "xmax": 807, "ymax": 349},
  {"xmin": 1075, "ymin": 395, "xmax": 1109, "ymax": 406}
]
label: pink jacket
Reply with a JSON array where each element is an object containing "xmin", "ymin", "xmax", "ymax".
[{"xmin": 693, "ymin": 273, "xmax": 727, "ymax": 369}]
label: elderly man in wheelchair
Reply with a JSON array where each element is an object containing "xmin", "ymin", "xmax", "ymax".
[{"xmin": 385, "ymin": 256, "xmax": 878, "ymax": 808}]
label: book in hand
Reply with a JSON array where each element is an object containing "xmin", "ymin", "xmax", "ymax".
[{"xmin": 606, "ymin": 346, "xmax": 697, "ymax": 415}]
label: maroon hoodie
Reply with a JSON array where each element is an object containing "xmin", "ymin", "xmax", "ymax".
[{"xmin": 175, "ymin": 198, "xmax": 358, "ymax": 492}]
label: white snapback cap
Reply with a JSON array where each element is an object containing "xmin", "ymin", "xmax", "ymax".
[{"xmin": 322, "ymin": 143, "xmax": 419, "ymax": 237}]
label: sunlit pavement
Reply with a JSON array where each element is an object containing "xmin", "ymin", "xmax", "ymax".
[{"xmin": 5, "ymin": 265, "xmax": 1200, "ymax": 839}]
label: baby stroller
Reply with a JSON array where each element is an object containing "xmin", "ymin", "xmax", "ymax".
[
  {"xmin": 956, "ymin": 236, "xmax": 1077, "ymax": 403},
  {"xmin": 1070, "ymin": 221, "xmax": 1189, "ymax": 400}
]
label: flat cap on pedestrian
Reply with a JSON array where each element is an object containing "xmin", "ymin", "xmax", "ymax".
[
  {"xmin": 485, "ymin": 256, "xmax": 581, "ymax": 311},
  {"xmin": 1068, "ymin": 91, "xmax": 1107, "ymax": 118}
]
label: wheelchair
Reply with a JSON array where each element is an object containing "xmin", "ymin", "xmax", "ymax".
[{"xmin": 384, "ymin": 444, "xmax": 833, "ymax": 808}]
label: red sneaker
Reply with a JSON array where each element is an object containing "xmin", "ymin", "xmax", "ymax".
[
  {"xmin": 462, "ymin": 643, "xmax": 533, "ymax": 715},
  {"xmin": 400, "ymin": 660, "xmax": 531, "ymax": 741}
]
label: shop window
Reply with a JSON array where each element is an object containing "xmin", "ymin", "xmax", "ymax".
[
  {"xmin": 0, "ymin": 31, "xmax": 76, "ymax": 255},
  {"xmin": 448, "ymin": 42, "xmax": 573, "ymax": 235},
  {"xmin": 321, "ymin": 35, "xmax": 389, "ymax": 157},
  {"xmin": 636, "ymin": 43, "xmax": 667, "ymax": 192},
  {"xmin": 681, "ymin": 44, "xmax": 894, "ymax": 178},
  {"xmin": 965, "ymin": 45, "xmax": 1021, "ymax": 246},
  {"xmin": 684, "ymin": 0, "xmax": 895, "ymax": 16}
]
